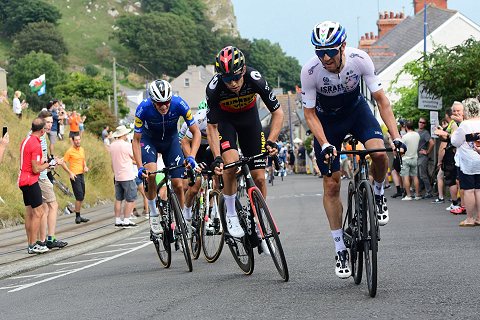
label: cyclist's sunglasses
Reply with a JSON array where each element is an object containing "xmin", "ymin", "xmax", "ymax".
[
  {"xmin": 315, "ymin": 44, "xmax": 342, "ymax": 59},
  {"xmin": 154, "ymin": 100, "xmax": 170, "ymax": 107},
  {"xmin": 221, "ymin": 72, "xmax": 243, "ymax": 83}
]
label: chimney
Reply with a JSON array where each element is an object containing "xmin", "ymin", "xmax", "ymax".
[
  {"xmin": 414, "ymin": 0, "xmax": 448, "ymax": 15},
  {"xmin": 358, "ymin": 31, "xmax": 377, "ymax": 49},
  {"xmin": 377, "ymin": 10, "xmax": 406, "ymax": 38}
]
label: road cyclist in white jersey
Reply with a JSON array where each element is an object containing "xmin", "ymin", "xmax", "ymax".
[{"xmin": 301, "ymin": 21, "xmax": 406, "ymax": 279}]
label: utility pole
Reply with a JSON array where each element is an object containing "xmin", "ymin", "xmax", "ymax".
[{"xmin": 113, "ymin": 57, "xmax": 118, "ymax": 121}]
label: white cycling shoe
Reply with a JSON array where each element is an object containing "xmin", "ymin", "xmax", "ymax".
[
  {"xmin": 335, "ymin": 250, "xmax": 352, "ymax": 279},
  {"xmin": 227, "ymin": 216, "xmax": 245, "ymax": 238},
  {"xmin": 149, "ymin": 216, "xmax": 163, "ymax": 235}
]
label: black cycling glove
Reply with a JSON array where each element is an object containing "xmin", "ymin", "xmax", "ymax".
[{"xmin": 211, "ymin": 156, "xmax": 224, "ymax": 171}]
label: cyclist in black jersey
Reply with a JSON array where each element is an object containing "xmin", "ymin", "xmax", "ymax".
[{"xmin": 206, "ymin": 46, "xmax": 284, "ymax": 240}]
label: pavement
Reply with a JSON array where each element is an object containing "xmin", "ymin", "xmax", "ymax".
[{"xmin": 0, "ymin": 201, "xmax": 149, "ymax": 280}]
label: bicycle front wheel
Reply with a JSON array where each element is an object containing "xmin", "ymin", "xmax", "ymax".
[
  {"xmin": 190, "ymin": 197, "xmax": 202, "ymax": 260},
  {"xmin": 219, "ymin": 195, "xmax": 254, "ymax": 275},
  {"xmin": 201, "ymin": 190, "xmax": 224, "ymax": 263},
  {"xmin": 170, "ymin": 192, "xmax": 193, "ymax": 272},
  {"xmin": 343, "ymin": 181, "xmax": 363, "ymax": 285},
  {"xmin": 359, "ymin": 181, "xmax": 378, "ymax": 297},
  {"xmin": 251, "ymin": 188, "xmax": 289, "ymax": 282}
]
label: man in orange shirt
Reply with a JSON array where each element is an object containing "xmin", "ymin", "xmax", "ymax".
[
  {"xmin": 61, "ymin": 134, "xmax": 90, "ymax": 224},
  {"xmin": 68, "ymin": 110, "xmax": 81, "ymax": 139}
]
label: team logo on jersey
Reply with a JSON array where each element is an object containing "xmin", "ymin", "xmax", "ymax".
[
  {"xmin": 134, "ymin": 117, "xmax": 143, "ymax": 128},
  {"xmin": 344, "ymin": 71, "xmax": 359, "ymax": 91},
  {"xmin": 349, "ymin": 53, "xmax": 364, "ymax": 60},
  {"xmin": 323, "ymin": 77, "xmax": 329, "ymax": 83},
  {"xmin": 209, "ymin": 76, "xmax": 219, "ymax": 90},
  {"xmin": 269, "ymin": 92, "xmax": 277, "ymax": 102},
  {"xmin": 186, "ymin": 110, "xmax": 193, "ymax": 121},
  {"xmin": 250, "ymin": 70, "xmax": 261, "ymax": 80}
]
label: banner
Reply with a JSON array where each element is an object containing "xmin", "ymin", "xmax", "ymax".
[{"xmin": 29, "ymin": 74, "xmax": 46, "ymax": 96}]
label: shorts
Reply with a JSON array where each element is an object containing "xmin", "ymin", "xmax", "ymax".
[
  {"xmin": 141, "ymin": 135, "xmax": 185, "ymax": 179},
  {"xmin": 313, "ymin": 97, "xmax": 383, "ymax": 175},
  {"xmin": 400, "ymin": 157, "xmax": 418, "ymax": 177},
  {"xmin": 48, "ymin": 131, "xmax": 58, "ymax": 145},
  {"xmin": 70, "ymin": 174, "xmax": 85, "ymax": 201},
  {"xmin": 195, "ymin": 144, "xmax": 214, "ymax": 167},
  {"xmin": 444, "ymin": 165, "xmax": 458, "ymax": 187},
  {"xmin": 218, "ymin": 119, "xmax": 266, "ymax": 170},
  {"xmin": 115, "ymin": 180, "xmax": 137, "ymax": 202},
  {"xmin": 19, "ymin": 182, "xmax": 43, "ymax": 208},
  {"xmin": 135, "ymin": 176, "xmax": 143, "ymax": 186},
  {"xmin": 458, "ymin": 169, "xmax": 480, "ymax": 190},
  {"xmin": 39, "ymin": 178, "xmax": 56, "ymax": 203}
]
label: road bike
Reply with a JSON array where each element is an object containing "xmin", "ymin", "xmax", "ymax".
[
  {"xmin": 335, "ymin": 135, "xmax": 398, "ymax": 297},
  {"xmin": 145, "ymin": 164, "xmax": 193, "ymax": 272},
  {"xmin": 190, "ymin": 167, "xmax": 224, "ymax": 262},
  {"xmin": 218, "ymin": 152, "xmax": 289, "ymax": 281}
]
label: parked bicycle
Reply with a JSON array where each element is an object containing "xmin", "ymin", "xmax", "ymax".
[
  {"xmin": 335, "ymin": 135, "xmax": 399, "ymax": 297},
  {"xmin": 190, "ymin": 166, "xmax": 224, "ymax": 262},
  {"xmin": 218, "ymin": 152, "xmax": 289, "ymax": 281},
  {"xmin": 50, "ymin": 169, "xmax": 73, "ymax": 197},
  {"xmin": 144, "ymin": 164, "xmax": 194, "ymax": 272}
]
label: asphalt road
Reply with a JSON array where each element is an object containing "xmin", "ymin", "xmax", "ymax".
[{"xmin": 0, "ymin": 175, "xmax": 479, "ymax": 320}]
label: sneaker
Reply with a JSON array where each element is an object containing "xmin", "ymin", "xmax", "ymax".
[
  {"xmin": 149, "ymin": 215, "xmax": 163, "ymax": 234},
  {"xmin": 414, "ymin": 196, "xmax": 422, "ymax": 200},
  {"xmin": 27, "ymin": 241, "xmax": 49, "ymax": 254},
  {"xmin": 75, "ymin": 216, "xmax": 90, "ymax": 224},
  {"xmin": 115, "ymin": 223, "xmax": 123, "ymax": 228},
  {"xmin": 122, "ymin": 219, "xmax": 138, "ymax": 228},
  {"xmin": 446, "ymin": 203, "xmax": 458, "ymax": 211},
  {"xmin": 422, "ymin": 193, "xmax": 434, "ymax": 199},
  {"xmin": 128, "ymin": 215, "xmax": 138, "ymax": 220},
  {"xmin": 375, "ymin": 195, "xmax": 389, "ymax": 226},
  {"xmin": 226, "ymin": 216, "xmax": 245, "ymax": 238},
  {"xmin": 46, "ymin": 239, "xmax": 68, "ymax": 249},
  {"xmin": 450, "ymin": 206, "xmax": 466, "ymax": 215},
  {"xmin": 259, "ymin": 238, "xmax": 275, "ymax": 256},
  {"xmin": 432, "ymin": 198, "xmax": 445, "ymax": 204},
  {"xmin": 335, "ymin": 250, "xmax": 351, "ymax": 279},
  {"xmin": 401, "ymin": 195, "xmax": 412, "ymax": 201}
]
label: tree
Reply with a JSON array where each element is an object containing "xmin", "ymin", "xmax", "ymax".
[
  {"xmin": 8, "ymin": 52, "xmax": 67, "ymax": 110},
  {"xmin": 392, "ymin": 38, "xmax": 480, "ymax": 118},
  {"xmin": 81, "ymin": 100, "xmax": 118, "ymax": 137},
  {"xmin": 141, "ymin": 0, "xmax": 209, "ymax": 26},
  {"xmin": 11, "ymin": 22, "xmax": 68, "ymax": 61},
  {"xmin": 0, "ymin": 0, "xmax": 61, "ymax": 38}
]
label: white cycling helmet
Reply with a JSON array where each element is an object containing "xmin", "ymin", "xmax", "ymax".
[
  {"xmin": 148, "ymin": 79, "xmax": 172, "ymax": 103},
  {"xmin": 311, "ymin": 21, "xmax": 346, "ymax": 47}
]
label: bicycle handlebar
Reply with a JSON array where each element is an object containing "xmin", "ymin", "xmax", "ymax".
[
  {"xmin": 326, "ymin": 147, "xmax": 396, "ymax": 177},
  {"xmin": 142, "ymin": 163, "xmax": 195, "ymax": 191}
]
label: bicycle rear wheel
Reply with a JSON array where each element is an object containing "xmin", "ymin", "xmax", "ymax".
[
  {"xmin": 190, "ymin": 197, "xmax": 202, "ymax": 260},
  {"xmin": 250, "ymin": 188, "xmax": 289, "ymax": 281},
  {"xmin": 170, "ymin": 193, "xmax": 193, "ymax": 272},
  {"xmin": 219, "ymin": 195, "xmax": 254, "ymax": 275},
  {"xmin": 201, "ymin": 190, "xmax": 224, "ymax": 263},
  {"xmin": 359, "ymin": 181, "xmax": 378, "ymax": 297}
]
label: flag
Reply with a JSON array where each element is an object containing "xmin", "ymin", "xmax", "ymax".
[{"xmin": 29, "ymin": 74, "xmax": 46, "ymax": 96}]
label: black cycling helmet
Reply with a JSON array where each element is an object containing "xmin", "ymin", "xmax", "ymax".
[{"xmin": 215, "ymin": 46, "xmax": 245, "ymax": 76}]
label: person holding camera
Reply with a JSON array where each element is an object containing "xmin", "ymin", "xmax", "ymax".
[
  {"xmin": 12, "ymin": 91, "xmax": 28, "ymax": 119},
  {"xmin": 451, "ymin": 98, "xmax": 480, "ymax": 227}
]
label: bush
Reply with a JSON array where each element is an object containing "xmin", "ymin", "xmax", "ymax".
[{"xmin": 85, "ymin": 64, "xmax": 100, "ymax": 77}]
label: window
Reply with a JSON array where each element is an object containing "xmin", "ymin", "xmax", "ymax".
[{"xmin": 184, "ymin": 78, "xmax": 190, "ymax": 87}]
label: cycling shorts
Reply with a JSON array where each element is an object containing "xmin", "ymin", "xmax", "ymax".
[
  {"xmin": 218, "ymin": 118, "xmax": 266, "ymax": 170},
  {"xmin": 141, "ymin": 135, "xmax": 185, "ymax": 179},
  {"xmin": 195, "ymin": 144, "xmax": 214, "ymax": 167},
  {"xmin": 20, "ymin": 182, "xmax": 43, "ymax": 209},
  {"xmin": 314, "ymin": 97, "xmax": 383, "ymax": 175}
]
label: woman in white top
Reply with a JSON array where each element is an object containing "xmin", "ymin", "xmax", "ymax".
[
  {"xmin": 12, "ymin": 91, "xmax": 27, "ymax": 119},
  {"xmin": 451, "ymin": 98, "xmax": 480, "ymax": 227}
]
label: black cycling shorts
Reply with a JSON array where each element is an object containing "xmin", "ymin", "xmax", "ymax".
[
  {"xmin": 20, "ymin": 182, "xmax": 43, "ymax": 209},
  {"xmin": 195, "ymin": 144, "xmax": 214, "ymax": 167}
]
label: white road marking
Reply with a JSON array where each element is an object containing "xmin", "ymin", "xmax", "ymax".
[
  {"xmin": 6, "ymin": 242, "xmax": 150, "ymax": 293},
  {"xmin": 10, "ymin": 270, "xmax": 74, "ymax": 279},
  {"xmin": 108, "ymin": 240, "xmax": 149, "ymax": 247},
  {"xmin": 83, "ymin": 248, "xmax": 134, "ymax": 256},
  {"xmin": 53, "ymin": 258, "xmax": 104, "ymax": 266}
]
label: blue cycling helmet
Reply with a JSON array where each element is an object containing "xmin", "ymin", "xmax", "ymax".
[{"xmin": 311, "ymin": 21, "xmax": 346, "ymax": 47}]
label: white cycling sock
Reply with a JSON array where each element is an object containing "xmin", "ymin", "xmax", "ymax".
[
  {"xmin": 183, "ymin": 206, "xmax": 192, "ymax": 220},
  {"xmin": 148, "ymin": 198, "xmax": 159, "ymax": 217},
  {"xmin": 374, "ymin": 180, "xmax": 385, "ymax": 196},
  {"xmin": 224, "ymin": 194, "xmax": 237, "ymax": 218},
  {"xmin": 331, "ymin": 229, "xmax": 346, "ymax": 253}
]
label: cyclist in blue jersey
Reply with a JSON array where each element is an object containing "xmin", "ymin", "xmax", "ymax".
[
  {"xmin": 301, "ymin": 21, "xmax": 406, "ymax": 279},
  {"xmin": 133, "ymin": 80, "xmax": 201, "ymax": 235}
]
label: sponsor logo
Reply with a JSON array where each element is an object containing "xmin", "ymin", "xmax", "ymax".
[
  {"xmin": 349, "ymin": 53, "xmax": 363, "ymax": 59},
  {"xmin": 134, "ymin": 117, "xmax": 143, "ymax": 128},
  {"xmin": 219, "ymin": 93, "xmax": 256, "ymax": 111},
  {"xmin": 250, "ymin": 70, "xmax": 261, "ymax": 80},
  {"xmin": 221, "ymin": 141, "xmax": 231, "ymax": 150},
  {"xmin": 175, "ymin": 155, "xmax": 181, "ymax": 165},
  {"xmin": 323, "ymin": 77, "xmax": 330, "ymax": 83},
  {"xmin": 209, "ymin": 76, "xmax": 219, "ymax": 90},
  {"xmin": 308, "ymin": 63, "xmax": 320, "ymax": 75},
  {"xmin": 186, "ymin": 110, "xmax": 193, "ymax": 121},
  {"xmin": 269, "ymin": 92, "xmax": 277, "ymax": 102}
]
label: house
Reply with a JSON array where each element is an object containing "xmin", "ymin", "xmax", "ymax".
[
  {"xmin": 359, "ymin": 0, "xmax": 480, "ymax": 103},
  {"xmin": 170, "ymin": 65, "xmax": 215, "ymax": 112}
]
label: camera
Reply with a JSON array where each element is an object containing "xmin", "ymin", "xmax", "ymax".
[{"xmin": 465, "ymin": 132, "xmax": 480, "ymax": 142}]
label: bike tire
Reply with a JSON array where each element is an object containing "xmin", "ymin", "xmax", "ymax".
[
  {"xmin": 201, "ymin": 190, "xmax": 224, "ymax": 263},
  {"xmin": 170, "ymin": 193, "xmax": 193, "ymax": 272},
  {"xmin": 152, "ymin": 228, "xmax": 171, "ymax": 268},
  {"xmin": 190, "ymin": 197, "xmax": 202, "ymax": 260},
  {"xmin": 359, "ymin": 181, "xmax": 378, "ymax": 297},
  {"xmin": 251, "ymin": 188, "xmax": 289, "ymax": 281},
  {"xmin": 344, "ymin": 181, "xmax": 363, "ymax": 285},
  {"xmin": 219, "ymin": 195, "xmax": 254, "ymax": 275}
]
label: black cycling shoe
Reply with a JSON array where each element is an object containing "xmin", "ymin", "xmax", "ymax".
[
  {"xmin": 75, "ymin": 216, "xmax": 90, "ymax": 224},
  {"xmin": 46, "ymin": 239, "xmax": 68, "ymax": 249}
]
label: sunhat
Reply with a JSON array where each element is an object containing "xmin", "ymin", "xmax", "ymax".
[{"xmin": 112, "ymin": 125, "xmax": 131, "ymax": 138}]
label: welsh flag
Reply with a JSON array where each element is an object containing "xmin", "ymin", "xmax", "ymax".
[{"xmin": 29, "ymin": 74, "xmax": 46, "ymax": 96}]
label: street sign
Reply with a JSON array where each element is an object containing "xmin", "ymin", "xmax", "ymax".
[{"xmin": 418, "ymin": 82, "xmax": 442, "ymax": 110}]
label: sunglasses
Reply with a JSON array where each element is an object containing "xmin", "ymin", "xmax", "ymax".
[
  {"xmin": 221, "ymin": 72, "xmax": 243, "ymax": 83},
  {"xmin": 154, "ymin": 100, "xmax": 170, "ymax": 107},
  {"xmin": 315, "ymin": 44, "xmax": 342, "ymax": 59},
  {"xmin": 419, "ymin": 121, "xmax": 426, "ymax": 124}
]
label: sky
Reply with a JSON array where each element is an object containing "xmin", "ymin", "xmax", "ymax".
[{"xmin": 231, "ymin": 0, "xmax": 480, "ymax": 65}]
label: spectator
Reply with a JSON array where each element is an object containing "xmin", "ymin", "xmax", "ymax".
[
  {"xmin": 102, "ymin": 126, "xmax": 109, "ymax": 142},
  {"xmin": 0, "ymin": 132, "xmax": 9, "ymax": 163},
  {"xmin": 451, "ymin": 98, "xmax": 480, "ymax": 226},
  {"xmin": 399, "ymin": 121, "xmax": 421, "ymax": 200},
  {"xmin": 417, "ymin": 117, "xmax": 434, "ymax": 198},
  {"xmin": 19, "ymin": 118, "xmax": 50, "ymax": 254},
  {"xmin": 109, "ymin": 125, "xmax": 137, "ymax": 228},
  {"xmin": 57, "ymin": 102, "xmax": 67, "ymax": 140},
  {"xmin": 68, "ymin": 110, "xmax": 81, "ymax": 139},
  {"xmin": 399, "ymin": 119, "xmax": 407, "ymax": 136},
  {"xmin": 297, "ymin": 143, "xmax": 306, "ymax": 173},
  {"xmin": 431, "ymin": 116, "xmax": 451, "ymax": 203},
  {"xmin": 0, "ymin": 89, "xmax": 9, "ymax": 105},
  {"xmin": 12, "ymin": 91, "xmax": 27, "ymax": 119},
  {"xmin": 37, "ymin": 110, "xmax": 68, "ymax": 249},
  {"xmin": 46, "ymin": 99, "xmax": 63, "ymax": 155},
  {"xmin": 79, "ymin": 114, "xmax": 86, "ymax": 138},
  {"xmin": 287, "ymin": 144, "xmax": 295, "ymax": 174},
  {"xmin": 60, "ymin": 134, "xmax": 90, "ymax": 224}
]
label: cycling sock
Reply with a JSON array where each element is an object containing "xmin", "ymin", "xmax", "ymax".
[
  {"xmin": 224, "ymin": 194, "xmax": 237, "ymax": 218},
  {"xmin": 183, "ymin": 206, "xmax": 192, "ymax": 220},
  {"xmin": 331, "ymin": 229, "xmax": 346, "ymax": 253},
  {"xmin": 373, "ymin": 180, "xmax": 385, "ymax": 196},
  {"xmin": 148, "ymin": 198, "xmax": 159, "ymax": 216},
  {"xmin": 47, "ymin": 235, "xmax": 53, "ymax": 242}
]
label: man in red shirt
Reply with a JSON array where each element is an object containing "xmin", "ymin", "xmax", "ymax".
[{"xmin": 19, "ymin": 118, "xmax": 52, "ymax": 254}]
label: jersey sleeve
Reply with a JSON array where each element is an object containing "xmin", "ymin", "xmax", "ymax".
[
  {"xmin": 206, "ymin": 75, "xmax": 221, "ymax": 124},
  {"xmin": 134, "ymin": 100, "xmax": 148, "ymax": 134},
  {"xmin": 179, "ymin": 122, "xmax": 191, "ymax": 140},
  {"xmin": 178, "ymin": 97, "xmax": 195, "ymax": 127},
  {"xmin": 358, "ymin": 50, "xmax": 382, "ymax": 94},
  {"xmin": 248, "ymin": 69, "xmax": 280, "ymax": 113},
  {"xmin": 300, "ymin": 61, "xmax": 318, "ymax": 109}
]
